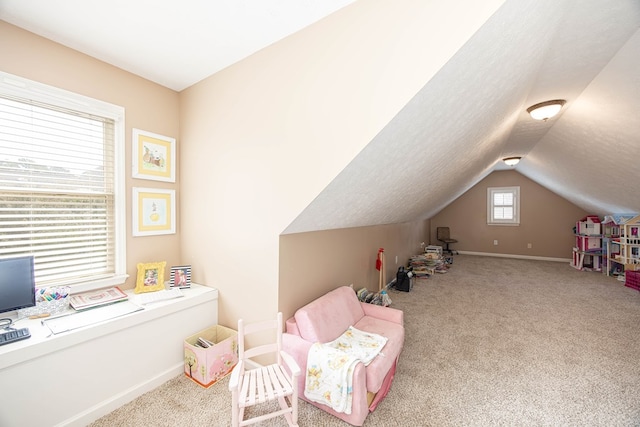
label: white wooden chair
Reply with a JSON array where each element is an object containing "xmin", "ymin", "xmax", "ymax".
[{"xmin": 229, "ymin": 312, "xmax": 301, "ymax": 427}]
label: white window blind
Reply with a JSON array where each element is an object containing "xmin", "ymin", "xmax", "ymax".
[
  {"xmin": 493, "ymin": 192, "xmax": 514, "ymax": 220},
  {"xmin": 487, "ymin": 186, "xmax": 520, "ymax": 225},
  {"xmin": 0, "ymin": 75, "xmax": 125, "ymax": 288}
]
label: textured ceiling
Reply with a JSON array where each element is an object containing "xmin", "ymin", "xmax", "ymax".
[
  {"xmin": 519, "ymin": 29, "xmax": 640, "ymax": 214},
  {"xmin": 2, "ymin": 0, "xmax": 639, "ymax": 234},
  {"xmin": 285, "ymin": 0, "xmax": 640, "ymax": 233}
]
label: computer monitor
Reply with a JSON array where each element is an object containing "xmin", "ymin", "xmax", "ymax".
[{"xmin": 0, "ymin": 256, "xmax": 36, "ymax": 316}]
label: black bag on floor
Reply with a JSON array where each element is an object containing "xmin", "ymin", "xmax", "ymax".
[{"xmin": 395, "ymin": 266, "xmax": 413, "ymax": 292}]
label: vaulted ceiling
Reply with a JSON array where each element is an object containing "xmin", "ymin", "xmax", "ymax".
[
  {"xmin": 2, "ymin": 0, "xmax": 639, "ymax": 233},
  {"xmin": 286, "ymin": 0, "xmax": 640, "ymax": 232}
]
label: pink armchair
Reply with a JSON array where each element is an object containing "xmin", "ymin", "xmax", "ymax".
[{"xmin": 282, "ymin": 286, "xmax": 404, "ymax": 426}]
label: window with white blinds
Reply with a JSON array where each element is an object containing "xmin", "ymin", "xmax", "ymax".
[
  {"xmin": 487, "ymin": 186, "xmax": 520, "ymax": 225},
  {"xmin": 0, "ymin": 72, "xmax": 126, "ymax": 289}
]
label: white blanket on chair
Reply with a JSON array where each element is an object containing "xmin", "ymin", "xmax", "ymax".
[{"xmin": 304, "ymin": 326, "xmax": 387, "ymax": 414}]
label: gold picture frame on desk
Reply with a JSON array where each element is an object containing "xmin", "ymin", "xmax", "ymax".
[{"xmin": 135, "ymin": 261, "xmax": 166, "ymax": 294}]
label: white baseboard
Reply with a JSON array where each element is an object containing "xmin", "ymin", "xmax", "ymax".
[
  {"xmin": 59, "ymin": 363, "xmax": 184, "ymax": 427},
  {"xmin": 458, "ymin": 251, "xmax": 570, "ymax": 263}
]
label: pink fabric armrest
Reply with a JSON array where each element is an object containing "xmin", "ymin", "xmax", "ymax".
[
  {"xmin": 353, "ymin": 315, "xmax": 404, "ymax": 392},
  {"xmin": 360, "ymin": 301, "xmax": 404, "ymax": 325},
  {"xmin": 285, "ymin": 316, "xmax": 300, "ymax": 336},
  {"xmin": 282, "ymin": 332, "xmax": 313, "ymax": 393}
]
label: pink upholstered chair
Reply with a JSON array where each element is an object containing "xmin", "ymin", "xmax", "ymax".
[{"xmin": 283, "ymin": 286, "xmax": 405, "ymax": 426}]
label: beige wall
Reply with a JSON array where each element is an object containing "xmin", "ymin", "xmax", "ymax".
[
  {"xmin": 279, "ymin": 219, "xmax": 429, "ymax": 321},
  {"xmin": 179, "ymin": 0, "xmax": 505, "ymax": 328},
  {"xmin": 2, "ymin": 1, "xmax": 509, "ymax": 329},
  {"xmin": 0, "ymin": 22, "xmax": 181, "ymax": 289},
  {"xmin": 430, "ymin": 170, "xmax": 588, "ymax": 259}
]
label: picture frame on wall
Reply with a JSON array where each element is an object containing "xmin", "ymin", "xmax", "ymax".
[
  {"xmin": 134, "ymin": 261, "xmax": 166, "ymax": 294},
  {"xmin": 132, "ymin": 187, "xmax": 176, "ymax": 236},
  {"xmin": 132, "ymin": 128, "xmax": 176, "ymax": 182},
  {"xmin": 170, "ymin": 265, "xmax": 192, "ymax": 289}
]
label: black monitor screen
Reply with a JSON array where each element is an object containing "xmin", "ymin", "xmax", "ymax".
[{"xmin": 0, "ymin": 256, "xmax": 36, "ymax": 315}]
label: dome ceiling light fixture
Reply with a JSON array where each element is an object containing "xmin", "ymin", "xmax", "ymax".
[
  {"xmin": 526, "ymin": 99, "xmax": 566, "ymax": 121},
  {"xmin": 503, "ymin": 156, "xmax": 521, "ymax": 166}
]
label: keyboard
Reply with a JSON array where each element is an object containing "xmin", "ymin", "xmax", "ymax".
[
  {"xmin": 0, "ymin": 327, "xmax": 31, "ymax": 346},
  {"xmin": 138, "ymin": 288, "xmax": 184, "ymax": 305}
]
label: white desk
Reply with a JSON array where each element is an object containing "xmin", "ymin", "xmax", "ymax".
[{"xmin": 0, "ymin": 284, "xmax": 218, "ymax": 427}]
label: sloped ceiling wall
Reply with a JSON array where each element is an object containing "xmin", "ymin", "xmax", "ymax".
[
  {"xmin": 520, "ymin": 29, "xmax": 640, "ymax": 214},
  {"xmin": 2, "ymin": 0, "xmax": 638, "ymax": 235},
  {"xmin": 285, "ymin": 0, "xmax": 640, "ymax": 234}
]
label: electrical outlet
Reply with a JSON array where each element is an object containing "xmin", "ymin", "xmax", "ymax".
[
  {"xmin": 527, "ymin": 243, "xmax": 532, "ymax": 249},
  {"xmin": 493, "ymin": 240, "xmax": 498, "ymax": 245}
]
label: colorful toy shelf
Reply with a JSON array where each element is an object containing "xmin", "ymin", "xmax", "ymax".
[{"xmin": 574, "ymin": 214, "xmax": 640, "ymax": 291}]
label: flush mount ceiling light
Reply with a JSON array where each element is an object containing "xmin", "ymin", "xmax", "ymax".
[
  {"xmin": 526, "ymin": 99, "xmax": 566, "ymax": 121},
  {"xmin": 503, "ymin": 157, "xmax": 521, "ymax": 166}
]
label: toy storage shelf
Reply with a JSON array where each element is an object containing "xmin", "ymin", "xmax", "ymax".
[{"xmin": 625, "ymin": 270, "xmax": 640, "ymax": 291}]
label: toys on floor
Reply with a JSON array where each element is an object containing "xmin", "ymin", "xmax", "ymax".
[{"xmin": 356, "ymin": 287, "xmax": 392, "ymax": 307}]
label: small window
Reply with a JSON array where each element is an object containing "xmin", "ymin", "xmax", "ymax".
[{"xmin": 487, "ymin": 186, "xmax": 520, "ymax": 225}]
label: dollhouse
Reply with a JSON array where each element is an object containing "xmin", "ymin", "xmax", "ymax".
[
  {"xmin": 599, "ymin": 214, "xmax": 640, "ymax": 291},
  {"xmin": 614, "ymin": 215, "xmax": 640, "ymax": 270},
  {"xmin": 602, "ymin": 214, "xmax": 635, "ymax": 276},
  {"xmin": 571, "ymin": 215, "xmax": 603, "ymax": 271}
]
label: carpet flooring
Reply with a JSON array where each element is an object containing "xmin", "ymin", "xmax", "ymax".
[{"xmin": 90, "ymin": 255, "xmax": 640, "ymax": 426}]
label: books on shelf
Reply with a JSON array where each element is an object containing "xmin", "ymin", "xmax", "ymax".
[{"xmin": 68, "ymin": 286, "xmax": 128, "ymax": 311}]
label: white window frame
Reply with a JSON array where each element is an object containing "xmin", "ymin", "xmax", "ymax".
[
  {"xmin": 487, "ymin": 186, "xmax": 520, "ymax": 226},
  {"xmin": 0, "ymin": 71, "xmax": 127, "ymax": 292}
]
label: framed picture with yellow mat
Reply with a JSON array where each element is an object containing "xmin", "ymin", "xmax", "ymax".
[
  {"xmin": 135, "ymin": 261, "xmax": 166, "ymax": 293},
  {"xmin": 132, "ymin": 187, "xmax": 176, "ymax": 236},
  {"xmin": 132, "ymin": 128, "xmax": 176, "ymax": 183}
]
